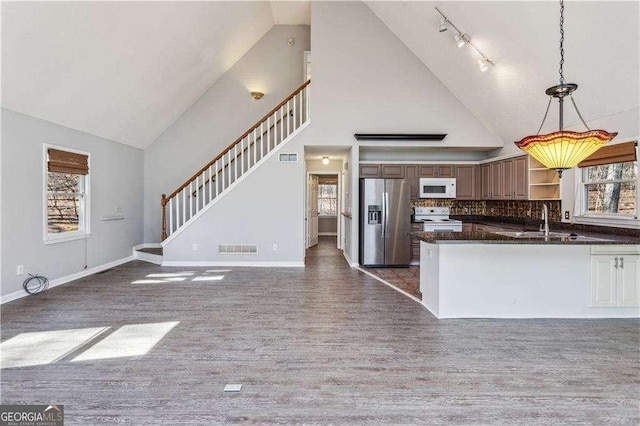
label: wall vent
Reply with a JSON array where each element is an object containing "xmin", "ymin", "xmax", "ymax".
[
  {"xmin": 278, "ymin": 153, "xmax": 298, "ymax": 163},
  {"xmin": 218, "ymin": 244, "xmax": 258, "ymax": 254}
]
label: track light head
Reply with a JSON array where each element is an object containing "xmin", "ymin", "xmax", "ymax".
[
  {"xmin": 477, "ymin": 59, "xmax": 490, "ymax": 72},
  {"xmin": 438, "ymin": 19, "xmax": 448, "ymax": 33},
  {"xmin": 454, "ymin": 33, "xmax": 470, "ymax": 48}
]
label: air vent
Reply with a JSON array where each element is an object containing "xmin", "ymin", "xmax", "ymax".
[
  {"xmin": 218, "ymin": 244, "xmax": 258, "ymax": 254},
  {"xmin": 278, "ymin": 153, "xmax": 298, "ymax": 163}
]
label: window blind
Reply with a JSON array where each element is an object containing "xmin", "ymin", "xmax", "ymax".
[
  {"xmin": 577, "ymin": 141, "xmax": 637, "ymax": 168},
  {"xmin": 48, "ymin": 148, "xmax": 89, "ymax": 175}
]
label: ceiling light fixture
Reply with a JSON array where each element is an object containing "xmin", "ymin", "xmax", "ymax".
[
  {"xmin": 322, "ymin": 156, "xmax": 330, "ymax": 165},
  {"xmin": 514, "ymin": 0, "xmax": 617, "ymax": 177},
  {"xmin": 435, "ymin": 7, "xmax": 493, "ymax": 72},
  {"xmin": 250, "ymin": 91, "xmax": 264, "ymax": 100},
  {"xmin": 477, "ymin": 58, "xmax": 490, "ymax": 72},
  {"xmin": 438, "ymin": 19, "xmax": 449, "ymax": 33}
]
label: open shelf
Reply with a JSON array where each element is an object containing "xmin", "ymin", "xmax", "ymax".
[{"xmin": 528, "ymin": 157, "xmax": 561, "ymax": 200}]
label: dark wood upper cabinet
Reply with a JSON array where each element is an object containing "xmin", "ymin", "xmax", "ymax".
[
  {"xmin": 419, "ymin": 164, "xmax": 455, "ymax": 178},
  {"xmin": 490, "ymin": 162, "xmax": 502, "ymax": 199},
  {"xmin": 359, "ymin": 164, "xmax": 381, "ymax": 178},
  {"xmin": 380, "ymin": 164, "xmax": 405, "ymax": 178},
  {"xmin": 502, "ymin": 159, "xmax": 514, "ymax": 199},
  {"xmin": 455, "ymin": 165, "xmax": 477, "ymax": 199},
  {"xmin": 437, "ymin": 165, "xmax": 456, "ymax": 178},
  {"xmin": 513, "ymin": 156, "xmax": 528, "ymax": 199},
  {"xmin": 404, "ymin": 165, "xmax": 418, "ymax": 199},
  {"xmin": 481, "ymin": 164, "xmax": 491, "ymax": 199}
]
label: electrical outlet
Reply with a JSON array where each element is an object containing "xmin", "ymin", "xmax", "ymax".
[
  {"xmin": 192, "ymin": 244, "xmax": 198, "ymax": 251},
  {"xmin": 17, "ymin": 265, "xmax": 24, "ymax": 275},
  {"xmin": 564, "ymin": 211, "xmax": 570, "ymax": 220},
  {"xmin": 272, "ymin": 244, "xmax": 278, "ymax": 252}
]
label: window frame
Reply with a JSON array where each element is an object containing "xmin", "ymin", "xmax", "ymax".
[
  {"xmin": 43, "ymin": 144, "xmax": 91, "ymax": 244},
  {"xmin": 574, "ymin": 155, "xmax": 639, "ymax": 227},
  {"xmin": 317, "ymin": 183, "xmax": 338, "ymax": 217}
]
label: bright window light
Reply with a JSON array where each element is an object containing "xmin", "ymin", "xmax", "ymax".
[
  {"xmin": 191, "ymin": 276, "xmax": 224, "ymax": 282},
  {"xmin": 131, "ymin": 279, "xmax": 168, "ymax": 284},
  {"xmin": 1, "ymin": 327, "xmax": 109, "ymax": 369},
  {"xmin": 206, "ymin": 270, "xmax": 232, "ymax": 273},
  {"xmin": 72, "ymin": 322, "xmax": 178, "ymax": 362},
  {"xmin": 146, "ymin": 272, "xmax": 194, "ymax": 278}
]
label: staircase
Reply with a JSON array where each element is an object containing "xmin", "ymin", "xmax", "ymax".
[{"xmin": 160, "ymin": 80, "xmax": 310, "ymax": 242}]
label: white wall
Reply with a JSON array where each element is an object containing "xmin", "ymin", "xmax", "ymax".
[
  {"xmin": 144, "ymin": 25, "xmax": 310, "ymax": 242},
  {"xmin": 1, "ymin": 108, "xmax": 144, "ymax": 297}
]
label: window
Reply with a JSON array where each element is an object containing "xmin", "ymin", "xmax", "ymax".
[
  {"xmin": 318, "ymin": 184, "xmax": 337, "ymax": 216},
  {"xmin": 45, "ymin": 146, "xmax": 90, "ymax": 242},
  {"xmin": 581, "ymin": 161, "xmax": 637, "ymax": 216}
]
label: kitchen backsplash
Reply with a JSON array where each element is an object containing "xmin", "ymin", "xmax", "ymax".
[{"xmin": 412, "ymin": 199, "xmax": 563, "ymax": 221}]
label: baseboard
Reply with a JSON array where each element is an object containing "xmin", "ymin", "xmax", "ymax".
[
  {"xmin": 342, "ymin": 250, "xmax": 359, "ymax": 268},
  {"xmin": 161, "ymin": 261, "xmax": 305, "ymax": 267},
  {"xmin": 1, "ymin": 255, "xmax": 134, "ymax": 304},
  {"xmin": 318, "ymin": 232, "xmax": 338, "ymax": 236}
]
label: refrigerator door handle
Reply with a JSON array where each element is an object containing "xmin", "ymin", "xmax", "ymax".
[{"xmin": 384, "ymin": 191, "xmax": 389, "ymax": 239}]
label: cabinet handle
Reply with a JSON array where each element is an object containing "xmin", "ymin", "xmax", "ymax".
[
  {"xmin": 614, "ymin": 257, "xmax": 619, "ymax": 269},
  {"xmin": 620, "ymin": 257, "xmax": 624, "ymax": 269}
]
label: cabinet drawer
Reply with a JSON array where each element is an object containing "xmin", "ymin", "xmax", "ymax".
[{"xmin": 591, "ymin": 245, "xmax": 640, "ymax": 255}]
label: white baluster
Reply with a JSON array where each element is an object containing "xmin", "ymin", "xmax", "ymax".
[
  {"xmin": 234, "ymin": 145, "xmax": 238, "ymax": 181},
  {"xmin": 208, "ymin": 165, "xmax": 213, "ymax": 203},
  {"xmin": 188, "ymin": 181, "xmax": 193, "ymax": 218},
  {"xmin": 260, "ymin": 122, "xmax": 264, "ymax": 159},
  {"xmin": 252, "ymin": 128, "xmax": 257, "ymax": 165},
  {"xmin": 181, "ymin": 188, "xmax": 186, "ymax": 225},
  {"xmin": 305, "ymin": 86, "xmax": 310, "ymax": 120},
  {"xmin": 280, "ymin": 106, "xmax": 284, "ymax": 144},
  {"xmin": 267, "ymin": 116, "xmax": 271, "ymax": 151},
  {"xmin": 286, "ymin": 100, "xmax": 291, "ymax": 137},
  {"xmin": 293, "ymin": 95, "xmax": 297, "ymax": 130},
  {"xmin": 214, "ymin": 160, "xmax": 219, "ymax": 198},
  {"xmin": 241, "ymin": 138, "xmax": 245, "ymax": 174}
]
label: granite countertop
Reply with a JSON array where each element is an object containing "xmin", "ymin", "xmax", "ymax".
[{"xmin": 414, "ymin": 230, "xmax": 640, "ymax": 245}]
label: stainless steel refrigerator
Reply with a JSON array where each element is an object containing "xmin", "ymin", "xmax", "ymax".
[{"xmin": 359, "ymin": 178, "xmax": 411, "ymax": 267}]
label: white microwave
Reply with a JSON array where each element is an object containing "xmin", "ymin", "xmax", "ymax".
[{"xmin": 419, "ymin": 178, "xmax": 457, "ymax": 198}]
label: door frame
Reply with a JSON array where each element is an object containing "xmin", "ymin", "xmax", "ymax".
[{"xmin": 305, "ymin": 171, "xmax": 342, "ymax": 250}]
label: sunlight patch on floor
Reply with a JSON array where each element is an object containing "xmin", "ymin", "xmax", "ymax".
[
  {"xmin": 1, "ymin": 327, "xmax": 109, "ymax": 369},
  {"xmin": 72, "ymin": 321, "xmax": 179, "ymax": 362}
]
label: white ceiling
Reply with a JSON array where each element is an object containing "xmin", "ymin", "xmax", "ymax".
[
  {"xmin": 365, "ymin": 1, "xmax": 639, "ymax": 146},
  {"xmin": 1, "ymin": 1, "xmax": 309, "ymax": 149}
]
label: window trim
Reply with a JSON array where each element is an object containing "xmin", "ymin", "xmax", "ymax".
[
  {"xmin": 573, "ymin": 155, "xmax": 639, "ymax": 228},
  {"xmin": 317, "ymin": 183, "xmax": 338, "ymax": 217},
  {"xmin": 43, "ymin": 144, "xmax": 91, "ymax": 244}
]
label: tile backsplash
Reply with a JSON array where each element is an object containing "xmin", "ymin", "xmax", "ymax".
[{"xmin": 412, "ymin": 199, "xmax": 562, "ymax": 221}]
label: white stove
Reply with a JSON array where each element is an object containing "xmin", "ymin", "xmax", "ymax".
[{"xmin": 414, "ymin": 207, "xmax": 463, "ymax": 232}]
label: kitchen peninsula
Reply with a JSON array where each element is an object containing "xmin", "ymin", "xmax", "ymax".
[{"xmin": 417, "ymin": 231, "xmax": 640, "ymax": 319}]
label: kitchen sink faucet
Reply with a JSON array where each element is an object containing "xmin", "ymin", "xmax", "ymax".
[{"xmin": 541, "ymin": 204, "xmax": 550, "ymax": 237}]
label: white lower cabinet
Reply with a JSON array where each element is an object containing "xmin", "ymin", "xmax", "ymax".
[{"xmin": 590, "ymin": 254, "xmax": 640, "ymax": 307}]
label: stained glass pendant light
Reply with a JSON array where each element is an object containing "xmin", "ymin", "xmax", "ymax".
[{"xmin": 515, "ymin": 0, "xmax": 617, "ymax": 177}]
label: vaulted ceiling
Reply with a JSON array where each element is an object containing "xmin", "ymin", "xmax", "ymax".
[
  {"xmin": 1, "ymin": 1, "xmax": 310, "ymax": 149},
  {"xmin": 365, "ymin": 1, "xmax": 639, "ymax": 148},
  {"xmin": 2, "ymin": 1, "xmax": 637, "ymax": 151}
]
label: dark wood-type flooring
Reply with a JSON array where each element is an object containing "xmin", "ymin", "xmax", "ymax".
[{"xmin": 1, "ymin": 236, "xmax": 638, "ymax": 424}]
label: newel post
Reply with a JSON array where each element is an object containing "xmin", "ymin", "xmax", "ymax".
[{"xmin": 161, "ymin": 194, "xmax": 167, "ymax": 241}]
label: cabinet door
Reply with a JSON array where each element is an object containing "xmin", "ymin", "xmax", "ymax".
[
  {"xmin": 490, "ymin": 162, "xmax": 502, "ymax": 199},
  {"xmin": 502, "ymin": 159, "xmax": 514, "ymax": 199},
  {"xmin": 410, "ymin": 224, "xmax": 422, "ymax": 262},
  {"xmin": 462, "ymin": 223, "xmax": 473, "ymax": 233},
  {"xmin": 618, "ymin": 255, "xmax": 640, "ymax": 307},
  {"xmin": 590, "ymin": 256, "xmax": 617, "ymax": 307},
  {"xmin": 359, "ymin": 164, "xmax": 380, "ymax": 177},
  {"xmin": 405, "ymin": 165, "xmax": 418, "ymax": 199},
  {"xmin": 437, "ymin": 165, "xmax": 456, "ymax": 178},
  {"xmin": 513, "ymin": 156, "xmax": 528, "ymax": 199},
  {"xmin": 481, "ymin": 164, "xmax": 491, "ymax": 199},
  {"xmin": 455, "ymin": 165, "xmax": 476, "ymax": 199},
  {"xmin": 419, "ymin": 165, "xmax": 437, "ymax": 177},
  {"xmin": 381, "ymin": 164, "xmax": 405, "ymax": 178}
]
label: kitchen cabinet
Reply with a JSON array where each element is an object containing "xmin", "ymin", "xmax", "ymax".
[
  {"xmin": 455, "ymin": 165, "xmax": 478, "ymax": 199},
  {"xmin": 502, "ymin": 159, "xmax": 514, "ymax": 199},
  {"xmin": 489, "ymin": 162, "xmax": 502, "ymax": 199},
  {"xmin": 405, "ymin": 165, "xmax": 418, "ymax": 199},
  {"xmin": 410, "ymin": 223, "xmax": 422, "ymax": 263},
  {"xmin": 419, "ymin": 164, "xmax": 455, "ymax": 178},
  {"xmin": 481, "ymin": 164, "xmax": 491, "ymax": 199},
  {"xmin": 590, "ymin": 253, "xmax": 640, "ymax": 307},
  {"xmin": 381, "ymin": 164, "xmax": 405, "ymax": 178},
  {"xmin": 359, "ymin": 164, "xmax": 380, "ymax": 178},
  {"xmin": 513, "ymin": 156, "xmax": 528, "ymax": 199},
  {"xmin": 480, "ymin": 155, "xmax": 529, "ymax": 200},
  {"xmin": 462, "ymin": 223, "xmax": 473, "ymax": 233}
]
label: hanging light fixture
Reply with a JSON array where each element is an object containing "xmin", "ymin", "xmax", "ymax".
[
  {"xmin": 322, "ymin": 156, "xmax": 330, "ymax": 165},
  {"xmin": 515, "ymin": 0, "xmax": 617, "ymax": 177}
]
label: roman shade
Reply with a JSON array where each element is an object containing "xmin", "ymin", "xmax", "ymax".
[
  {"xmin": 577, "ymin": 141, "xmax": 637, "ymax": 168},
  {"xmin": 48, "ymin": 148, "xmax": 89, "ymax": 175}
]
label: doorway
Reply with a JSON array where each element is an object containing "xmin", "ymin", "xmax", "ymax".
[{"xmin": 306, "ymin": 172, "xmax": 341, "ymax": 249}]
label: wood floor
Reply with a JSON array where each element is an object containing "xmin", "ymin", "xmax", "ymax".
[{"xmin": 1, "ymin": 236, "xmax": 639, "ymax": 424}]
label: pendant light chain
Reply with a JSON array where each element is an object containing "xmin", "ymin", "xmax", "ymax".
[{"xmin": 558, "ymin": 0, "xmax": 565, "ymax": 84}]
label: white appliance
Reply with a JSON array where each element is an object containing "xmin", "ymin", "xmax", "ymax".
[
  {"xmin": 414, "ymin": 206, "xmax": 462, "ymax": 232},
  {"xmin": 419, "ymin": 178, "xmax": 456, "ymax": 198}
]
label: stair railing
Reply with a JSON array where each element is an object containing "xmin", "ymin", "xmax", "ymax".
[{"xmin": 161, "ymin": 80, "xmax": 310, "ymax": 240}]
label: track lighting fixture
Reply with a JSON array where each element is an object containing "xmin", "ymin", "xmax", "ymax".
[
  {"xmin": 438, "ymin": 19, "xmax": 448, "ymax": 33},
  {"xmin": 435, "ymin": 6, "xmax": 494, "ymax": 72}
]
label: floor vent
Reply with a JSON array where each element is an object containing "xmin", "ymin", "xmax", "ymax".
[{"xmin": 218, "ymin": 244, "xmax": 258, "ymax": 254}]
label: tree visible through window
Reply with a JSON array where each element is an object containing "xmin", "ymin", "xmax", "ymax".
[
  {"xmin": 318, "ymin": 184, "xmax": 337, "ymax": 216},
  {"xmin": 582, "ymin": 161, "xmax": 637, "ymax": 215}
]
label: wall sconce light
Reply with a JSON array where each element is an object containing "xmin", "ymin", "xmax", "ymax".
[
  {"xmin": 250, "ymin": 91, "xmax": 264, "ymax": 100},
  {"xmin": 322, "ymin": 156, "xmax": 330, "ymax": 165}
]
